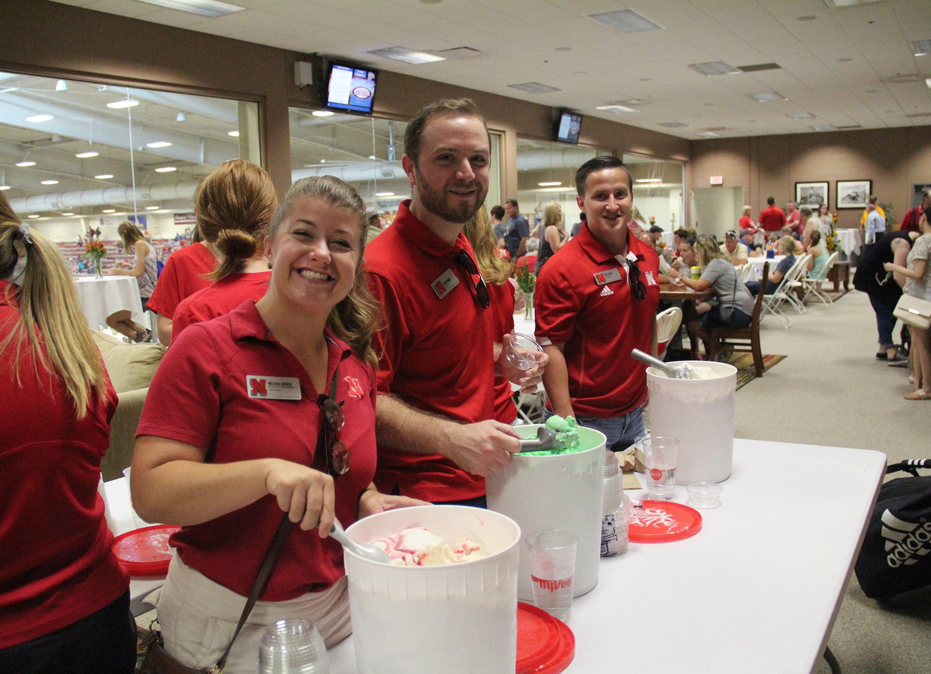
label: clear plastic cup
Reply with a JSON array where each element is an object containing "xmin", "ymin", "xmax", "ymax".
[
  {"xmin": 504, "ymin": 333, "xmax": 543, "ymax": 371},
  {"xmin": 642, "ymin": 436, "xmax": 679, "ymax": 501},
  {"xmin": 526, "ymin": 529, "xmax": 578, "ymax": 622},
  {"xmin": 687, "ymin": 482, "xmax": 723, "ymax": 509},
  {"xmin": 257, "ymin": 619, "xmax": 329, "ymax": 674}
]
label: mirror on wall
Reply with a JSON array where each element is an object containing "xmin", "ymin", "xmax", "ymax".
[{"xmin": 0, "ymin": 71, "xmax": 259, "ymax": 242}]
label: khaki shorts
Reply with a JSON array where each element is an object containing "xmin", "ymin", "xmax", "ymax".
[{"xmin": 157, "ymin": 555, "xmax": 350, "ymax": 674}]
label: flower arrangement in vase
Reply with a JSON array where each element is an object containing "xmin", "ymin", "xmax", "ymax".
[
  {"xmin": 515, "ymin": 264, "xmax": 536, "ymax": 319},
  {"xmin": 83, "ymin": 241, "xmax": 107, "ymax": 278}
]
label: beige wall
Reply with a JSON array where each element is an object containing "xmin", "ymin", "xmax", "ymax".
[
  {"xmin": 3, "ymin": 1, "xmax": 689, "ymax": 203},
  {"xmin": 691, "ymin": 128, "xmax": 931, "ymax": 230}
]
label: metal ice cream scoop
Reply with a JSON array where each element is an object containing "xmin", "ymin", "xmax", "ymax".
[
  {"xmin": 631, "ymin": 348, "xmax": 697, "ymax": 380},
  {"xmin": 517, "ymin": 426, "xmax": 562, "ymax": 453},
  {"xmin": 329, "ymin": 519, "xmax": 391, "ymax": 564}
]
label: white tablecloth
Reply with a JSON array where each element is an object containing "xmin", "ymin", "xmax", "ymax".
[
  {"xmin": 747, "ymin": 255, "xmax": 786, "ymax": 281},
  {"xmin": 73, "ymin": 276, "xmax": 144, "ymax": 330},
  {"xmin": 659, "ymin": 232, "xmax": 675, "ymax": 248},
  {"xmin": 837, "ymin": 229, "xmax": 862, "ymax": 257}
]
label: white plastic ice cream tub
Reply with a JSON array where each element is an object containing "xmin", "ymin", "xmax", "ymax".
[
  {"xmin": 647, "ymin": 360, "xmax": 737, "ymax": 484},
  {"xmin": 344, "ymin": 505, "xmax": 521, "ymax": 674},
  {"xmin": 485, "ymin": 425, "xmax": 605, "ymax": 601}
]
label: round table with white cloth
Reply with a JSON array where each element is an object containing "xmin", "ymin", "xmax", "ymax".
[
  {"xmin": 72, "ymin": 276, "xmax": 145, "ymax": 330},
  {"xmin": 836, "ymin": 228, "xmax": 862, "ymax": 257},
  {"xmin": 747, "ymin": 255, "xmax": 786, "ymax": 282}
]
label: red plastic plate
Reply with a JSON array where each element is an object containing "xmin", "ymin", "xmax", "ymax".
[
  {"xmin": 628, "ymin": 500, "xmax": 702, "ymax": 543},
  {"xmin": 112, "ymin": 524, "xmax": 180, "ymax": 577},
  {"xmin": 516, "ymin": 602, "xmax": 575, "ymax": 674}
]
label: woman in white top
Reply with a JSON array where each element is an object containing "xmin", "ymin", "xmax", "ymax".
[
  {"xmin": 884, "ymin": 206, "xmax": 931, "ymax": 400},
  {"xmin": 107, "ymin": 221, "xmax": 158, "ymax": 341},
  {"xmin": 801, "ymin": 206, "xmax": 822, "ymax": 250},
  {"xmin": 818, "ymin": 203, "xmax": 833, "ymax": 240}
]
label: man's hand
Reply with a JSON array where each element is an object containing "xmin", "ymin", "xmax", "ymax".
[
  {"xmin": 498, "ymin": 333, "xmax": 549, "ymax": 393},
  {"xmin": 442, "ymin": 420, "xmax": 521, "ymax": 477}
]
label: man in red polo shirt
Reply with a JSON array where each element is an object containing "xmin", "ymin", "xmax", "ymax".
[
  {"xmin": 758, "ymin": 197, "xmax": 786, "ymax": 233},
  {"xmin": 900, "ymin": 188, "xmax": 931, "ymax": 233},
  {"xmin": 534, "ymin": 156, "xmax": 661, "ymax": 452},
  {"xmin": 365, "ymin": 99, "xmax": 546, "ymax": 506}
]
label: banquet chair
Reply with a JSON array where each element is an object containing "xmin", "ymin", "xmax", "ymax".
[
  {"xmin": 780, "ymin": 253, "xmax": 811, "ymax": 315},
  {"xmin": 801, "ymin": 251, "xmax": 840, "ymax": 306},
  {"xmin": 655, "ymin": 306, "xmax": 683, "ymax": 359},
  {"xmin": 736, "ymin": 263, "xmax": 753, "ymax": 282},
  {"xmin": 694, "ymin": 263, "xmax": 769, "ymax": 378},
  {"xmin": 761, "ymin": 255, "xmax": 809, "ymax": 328}
]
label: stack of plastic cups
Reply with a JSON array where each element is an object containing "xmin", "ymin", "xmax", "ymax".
[
  {"xmin": 257, "ymin": 619, "xmax": 329, "ymax": 674},
  {"xmin": 601, "ymin": 450, "xmax": 628, "ymax": 557}
]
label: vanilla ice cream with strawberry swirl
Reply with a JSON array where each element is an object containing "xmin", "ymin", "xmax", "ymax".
[{"xmin": 369, "ymin": 527, "xmax": 486, "ymax": 566}]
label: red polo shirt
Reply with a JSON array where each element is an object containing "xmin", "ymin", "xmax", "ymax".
[
  {"xmin": 365, "ymin": 200, "xmax": 495, "ymax": 502},
  {"xmin": 172, "ymin": 271, "xmax": 271, "ymax": 340},
  {"xmin": 136, "ymin": 301, "xmax": 377, "ymax": 601},
  {"xmin": 487, "ymin": 279, "xmax": 518, "ymax": 424},
  {"xmin": 1, "ymin": 281, "xmax": 127, "ymax": 649},
  {"xmin": 759, "ymin": 206, "xmax": 787, "ymax": 232},
  {"xmin": 146, "ymin": 242, "xmax": 216, "ymax": 319},
  {"xmin": 534, "ymin": 224, "xmax": 661, "ymax": 418}
]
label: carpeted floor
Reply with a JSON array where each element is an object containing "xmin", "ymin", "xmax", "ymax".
[{"xmin": 725, "ymin": 352, "xmax": 787, "ymax": 390}]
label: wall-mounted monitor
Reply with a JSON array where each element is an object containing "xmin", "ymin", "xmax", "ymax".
[
  {"xmin": 555, "ymin": 110, "xmax": 582, "ymax": 145},
  {"xmin": 324, "ymin": 62, "xmax": 377, "ymax": 115}
]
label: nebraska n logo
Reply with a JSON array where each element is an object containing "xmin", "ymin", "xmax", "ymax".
[
  {"xmin": 250, "ymin": 378, "xmax": 267, "ymax": 397},
  {"xmin": 880, "ymin": 509, "xmax": 931, "ymax": 568}
]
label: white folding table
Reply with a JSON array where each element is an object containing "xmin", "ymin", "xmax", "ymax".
[{"xmin": 73, "ymin": 276, "xmax": 144, "ymax": 330}]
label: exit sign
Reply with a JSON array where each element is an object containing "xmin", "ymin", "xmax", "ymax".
[{"xmin": 710, "ymin": 176, "xmax": 724, "ymax": 185}]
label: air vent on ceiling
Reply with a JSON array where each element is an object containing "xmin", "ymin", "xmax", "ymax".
[
  {"xmin": 881, "ymin": 74, "xmax": 920, "ymax": 84},
  {"xmin": 749, "ymin": 92, "xmax": 786, "ymax": 103},
  {"xmin": 912, "ymin": 39, "xmax": 931, "ymax": 56},
  {"xmin": 810, "ymin": 124, "xmax": 837, "ymax": 132},
  {"xmin": 835, "ymin": 124, "xmax": 862, "ymax": 130},
  {"xmin": 507, "ymin": 82, "xmax": 561, "ymax": 94},
  {"xmin": 788, "ymin": 112, "xmax": 815, "ymax": 120},
  {"xmin": 689, "ymin": 61, "xmax": 740, "ymax": 76},
  {"xmin": 737, "ymin": 63, "xmax": 781, "ymax": 73},
  {"xmin": 380, "ymin": 168, "xmax": 395, "ymax": 179},
  {"xmin": 429, "ymin": 47, "xmax": 481, "ymax": 60},
  {"xmin": 657, "ymin": 122, "xmax": 688, "ymax": 129},
  {"xmin": 587, "ymin": 10, "xmax": 662, "ymax": 34},
  {"xmin": 906, "ymin": 112, "xmax": 931, "ymax": 118},
  {"xmin": 824, "ymin": 0, "xmax": 884, "ymax": 7}
]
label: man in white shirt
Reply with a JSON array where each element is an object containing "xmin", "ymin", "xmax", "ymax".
[
  {"xmin": 864, "ymin": 197, "xmax": 886, "ymax": 250},
  {"xmin": 720, "ymin": 230, "xmax": 749, "ymax": 265}
]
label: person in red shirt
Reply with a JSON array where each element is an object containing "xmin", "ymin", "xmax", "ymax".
[
  {"xmin": 739, "ymin": 205, "xmax": 755, "ymax": 231},
  {"xmin": 785, "ymin": 202, "xmax": 802, "ymax": 236},
  {"xmin": 0, "ymin": 199, "xmax": 134, "ymax": 673},
  {"xmin": 171, "ymin": 160, "xmax": 278, "ymax": 339},
  {"xmin": 758, "ymin": 197, "xmax": 787, "ymax": 232},
  {"xmin": 900, "ymin": 188, "xmax": 931, "ymax": 233},
  {"xmin": 132, "ymin": 177, "xmax": 424, "ymax": 672},
  {"xmin": 147, "ymin": 235, "xmax": 217, "ymax": 345},
  {"xmin": 535, "ymin": 156, "xmax": 661, "ymax": 452},
  {"xmin": 365, "ymin": 99, "xmax": 546, "ymax": 506}
]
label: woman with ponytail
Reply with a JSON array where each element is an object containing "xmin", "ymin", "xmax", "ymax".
[
  {"xmin": 170, "ymin": 159, "xmax": 278, "ymax": 340},
  {"xmin": 0, "ymin": 192, "xmax": 135, "ymax": 673}
]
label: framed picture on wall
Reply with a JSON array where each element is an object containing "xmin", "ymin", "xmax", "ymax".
[
  {"xmin": 795, "ymin": 182, "xmax": 829, "ymax": 208},
  {"xmin": 836, "ymin": 180, "xmax": 872, "ymax": 209}
]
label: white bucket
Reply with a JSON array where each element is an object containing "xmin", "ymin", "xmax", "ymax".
[
  {"xmin": 486, "ymin": 425, "xmax": 605, "ymax": 601},
  {"xmin": 647, "ymin": 361, "xmax": 737, "ymax": 484},
  {"xmin": 344, "ymin": 505, "xmax": 521, "ymax": 674}
]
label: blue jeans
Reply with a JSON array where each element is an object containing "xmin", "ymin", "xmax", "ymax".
[
  {"xmin": 868, "ymin": 293, "xmax": 897, "ymax": 350},
  {"xmin": 545, "ymin": 406, "xmax": 645, "ymax": 453},
  {"xmin": 0, "ymin": 591, "xmax": 136, "ymax": 674}
]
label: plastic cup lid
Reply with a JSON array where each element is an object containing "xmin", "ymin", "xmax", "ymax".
[
  {"xmin": 112, "ymin": 524, "xmax": 180, "ymax": 576},
  {"xmin": 628, "ymin": 500, "xmax": 702, "ymax": 544},
  {"xmin": 516, "ymin": 602, "xmax": 575, "ymax": 674}
]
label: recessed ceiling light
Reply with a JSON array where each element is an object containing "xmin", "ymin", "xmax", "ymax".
[
  {"xmin": 368, "ymin": 47, "xmax": 446, "ymax": 64},
  {"xmin": 749, "ymin": 92, "xmax": 786, "ymax": 103},
  {"xmin": 102, "ymin": 209, "xmax": 116, "ymax": 214},
  {"xmin": 312, "ymin": 110, "xmax": 335, "ymax": 117},
  {"xmin": 107, "ymin": 99, "xmax": 139, "ymax": 109},
  {"xmin": 132, "ymin": 0, "xmax": 245, "ymax": 18},
  {"xmin": 228, "ymin": 130, "xmax": 240, "ymax": 137},
  {"xmin": 657, "ymin": 122, "xmax": 689, "ymax": 128},
  {"xmin": 926, "ymin": 77, "xmax": 931, "ymax": 89},
  {"xmin": 76, "ymin": 151, "xmax": 99, "ymax": 158},
  {"xmin": 368, "ymin": 155, "xmax": 377, "ymax": 160},
  {"xmin": 595, "ymin": 104, "xmax": 637, "ymax": 113},
  {"xmin": 635, "ymin": 179, "xmax": 663, "ymax": 184},
  {"xmin": 0, "ymin": 185, "xmax": 10, "ymax": 191},
  {"xmin": 689, "ymin": 61, "xmax": 740, "ymax": 76},
  {"xmin": 320, "ymin": 159, "xmax": 326, "ymax": 164},
  {"xmin": 375, "ymin": 192, "xmax": 395, "ymax": 197},
  {"xmin": 146, "ymin": 141, "xmax": 172, "ymax": 149},
  {"xmin": 26, "ymin": 114, "xmax": 53, "ymax": 123},
  {"xmin": 508, "ymin": 82, "xmax": 562, "ymax": 94},
  {"xmin": 155, "ymin": 166, "xmax": 177, "ymax": 173},
  {"xmin": 811, "ymin": 124, "xmax": 837, "ymax": 132},
  {"xmin": 697, "ymin": 132, "xmax": 721, "ymax": 138},
  {"xmin": 62, "ymin": 212, "xmax": 74, "ymax": 216},
  {"xmin": 913, "ymin": 39, "xmax": 931, "ymax": 56},
  {"xmin": 41, "ymin": 180, "xmax": 58, "ymax": 185},
  {"xmin": 826, "ymin": 0, "xmax": 883, "ymax": 6},
  {"xmin": 788, "ymin": 112, "xmax": 816, "ymax": 120},
  {"xmin": 27, "ymin": 214, "xmax": 40, "ymax": 219},
  {"xmin": 55, "ymin": 79, "xmax": 68, "ymax": 92},
  {"xmin": 176, "ymin": 111, "xmax": 187, "ymax": 122},
  {"xmin": 587, "ymin": 9, "xmax": 662, "ymax": 34},
  {"xmin": 145, "ymin": 206, "xmax": 160, "ymax": 210},
  {"xmin": 16, "ymin": 161, "xmax": 36, "ymax": 167},
  {"xmin": 538, "ymin": 182, "xmax": 562, "ymax": 187},
  {"xmin": 95, "ymin": 174, "xmax": 114, "ymax": 180}
]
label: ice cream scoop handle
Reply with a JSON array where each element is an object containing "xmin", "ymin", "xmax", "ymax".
[{"xmin": 631, "ymin": 348, "xmax": 678, "ymax": 377}]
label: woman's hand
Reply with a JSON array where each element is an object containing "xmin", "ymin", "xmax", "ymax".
[
  {"xmin": 358, "ymin": 488, "xmax": 431, "ymax": 518},
  {"xmin": 883, "ymin": 262, "xmax": 896, "ymax": 273},
  {"xmin": 264, "ymin": 459, "xmax": 336, "ymax": 535},
  {"xmin": 666, "ymin": 266, "xmax": 681, "ymax": 280}
]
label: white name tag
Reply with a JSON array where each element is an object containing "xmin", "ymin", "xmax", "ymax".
[
  {"xmin": 593, "ymin": 268, "xmax": 622, "ymax": 286},
  {"xmin": 246, "ymin": 375, "xmax": 302, "ymax": 400},
  {"xmin": 431, "ymin": 268, "xmax": 460, "ymax": 299}
]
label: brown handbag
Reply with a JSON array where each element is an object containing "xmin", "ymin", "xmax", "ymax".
[{"xmin": 139, "ymin": 514, "xmax": 292, "ymax": 674}]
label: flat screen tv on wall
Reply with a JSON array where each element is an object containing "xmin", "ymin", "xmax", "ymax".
[
  {"xmin": 325, "ymin": 62, "xmax": 377, "ymax": 115},
  {"xmin": 554, "ymin": 110, "xmax": 582, "ymax": 144}
]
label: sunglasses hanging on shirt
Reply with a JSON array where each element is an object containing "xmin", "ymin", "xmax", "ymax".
[
  {"xmin": 312, "ymin": 365, "xmax": 350, "ymax": 477},
  {"xmin": 456, "ymin": 249, "xmax": 490, "ymax": 309},
  {"xmin": 626, "ymin": 253, "xmax": 647, "ymax": 301}
]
